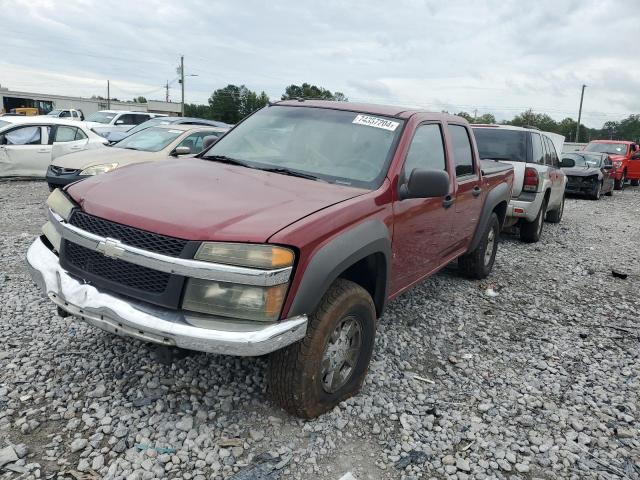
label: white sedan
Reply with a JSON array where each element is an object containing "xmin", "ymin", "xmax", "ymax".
[{"xmin": 0, "ymin": 117, "xmax": 108, "ymax": 178}]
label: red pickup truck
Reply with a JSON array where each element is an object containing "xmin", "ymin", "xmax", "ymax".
[
  {"xmin": 27, "ymin": 101, "xmax": 514, "ymax": 417},
  {"xmin": 583, "ymin": 140, "xmax": 640, "ymax": 188}
]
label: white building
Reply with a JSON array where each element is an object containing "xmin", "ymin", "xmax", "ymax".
[{"xmin": 0, "ymin": 86, "xmax": 181, "ymax": 116}]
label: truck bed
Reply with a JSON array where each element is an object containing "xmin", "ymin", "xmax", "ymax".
[{"xmin": 480, "ymin": 159, "xmax": 513, "ymax": 176}]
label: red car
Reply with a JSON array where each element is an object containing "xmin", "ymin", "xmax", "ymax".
[
  {"xmin": 28, "ymin": 100, "xmax": 514, "ymax": 417},
  {"xmin": 583, "ymin": 140, "xmax": 640, "ymax": 189}
]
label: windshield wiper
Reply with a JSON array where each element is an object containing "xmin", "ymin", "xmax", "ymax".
[
  {"xmin": 205, "ymin": 155, "xmax": 253, "ymax": 168},
  {"xmin": 259, "ymin": 167, "xmax": 320, "ymax": 181}
]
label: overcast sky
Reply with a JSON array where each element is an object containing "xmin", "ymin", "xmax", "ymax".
[{"xmin": 1, "ymin": 0, "xmax": 637, "ymax": 127}]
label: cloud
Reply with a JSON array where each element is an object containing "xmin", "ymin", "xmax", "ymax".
[{"xmin": 0, "ymin": 0, "xmax": 637, "ymax": 127}]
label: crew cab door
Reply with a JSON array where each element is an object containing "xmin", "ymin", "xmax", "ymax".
[
  {"xmin": 628, "ymin": 143, "xmax": 640, "ymax": 180},
  {"xmin": 448, "ymin": 124, "xmax": 484, "ymax": 251},
  {"xmin": 0, "ymin": 125, "xmax": 51, "ymax": 177},
  {"xmin": 391, "ymin": 123, "xmax": 453, "ymax": 293},
  {"xmin": 51, "ymin": 125, "xmax": 90, "ymax": 161}
]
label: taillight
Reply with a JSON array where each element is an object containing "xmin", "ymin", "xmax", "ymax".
[{"xmin": 523, "ymin": 167, "xmax": 539, "ymax": 192}]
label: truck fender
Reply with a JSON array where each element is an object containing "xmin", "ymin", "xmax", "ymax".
[
  {"xmin": 287, "ymin": 219, "xmax": 391, "ymax": 319},
  {"xmin": 467, "ymin": 182, "xmax": 510, "ymax": 253}
]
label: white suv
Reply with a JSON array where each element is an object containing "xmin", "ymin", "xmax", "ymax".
[
  {"xmin": 85, "ymin": 110, "xmax": 166, "ymax": 135},
  {"xmin": 472, "ymin": 125, "xmax": 567, "ymax": 242}
]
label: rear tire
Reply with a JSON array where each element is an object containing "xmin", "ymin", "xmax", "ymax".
[
  {"xmin": 269, "ymin": 279, "xmax": 376, "ymax": 418},
  {"xmin": 631, "ymin": 179, "xmax": 640, "ymax": 186},
  {"xmin": 520, "ymin": 198, "xmax": 548, "ymax": 243},
  {"xmin": 458, "ymin": 213, "xmax": 500, "ymax": 279},
  {"xmin": 590, "ymin": 181, "xmax": 602, "ymax": 200},
  {"xmin": 546, "ymin": 195, "xmax": 564, "ymax": 223},
  {"xmin": 614, "ymin": 171, "xmax": 626, "ymax": 190}
]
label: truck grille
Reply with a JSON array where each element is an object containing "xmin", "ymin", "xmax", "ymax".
[
  {"xmin": 69, "ymin": 211, "xmax": 187, "ymax": 257},
  {"xmin": 65, "ymin": 241, "xmax": 171, "ymax": 293}
]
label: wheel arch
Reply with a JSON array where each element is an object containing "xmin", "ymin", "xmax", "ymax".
[{"xmin": 287, "ymin": 220, "xmax": 391, "ymax": 319}]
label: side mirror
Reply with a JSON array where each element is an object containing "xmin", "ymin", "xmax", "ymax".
[
  {"xmin": 399, "ymin": 169, "xmax": 449, "ymax": 200},
  {"xmin": 202, "ymin": 135, "xmax": 219, "ymax": 150},
  {"xmin": 172, "ymin": 146, "xmax": 191, "ymax": 156},
  {"xmin": 560, "ymin": 158, "xmax": 575, "ymax": 168}
]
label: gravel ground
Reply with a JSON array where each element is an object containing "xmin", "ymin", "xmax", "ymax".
[{"xmin": 1, "ymin": 180, "xmax": 639, "ymax": 480}]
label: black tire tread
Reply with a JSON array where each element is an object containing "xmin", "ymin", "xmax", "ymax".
[
  {"xmin": 458, "ymin": 213, "xmax": 499, "ymax": 280},
  {"xmin": 269, "ymin": 279, "xmax": 374, "ymax": 418}
]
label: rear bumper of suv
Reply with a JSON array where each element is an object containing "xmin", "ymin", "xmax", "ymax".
[
  {"xmin": 26, "ymin": 237, "xmax": 308, "ymax": 356},
  {"xmin": 507, "ymin": 192, "xmax": 545, "ymax": 223}
]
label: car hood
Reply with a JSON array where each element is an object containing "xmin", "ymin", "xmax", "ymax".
[
  {"xmin": 562, "ymin": 166, "xmax": 601, "ymax": 177},
  {"xmin": 53, "ymin": 147, "xmax": 158, "ymax": 169},
  {"xmin": 65, "ymin": 158, "xmax": 368, "ymax": 242}
]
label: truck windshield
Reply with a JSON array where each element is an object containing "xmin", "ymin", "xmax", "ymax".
[
  {"xmin": 584, "ymin": 142, "xmax": 628, "ymax": 155},
  {"xmin": 203, "ymin": 105, "xmax": 404, "ymax": 188},
  {"xmin": 114, "ymin": 127, "xmax": 183, "ymax": 152},
  {"xmin": 86, "ymin": 112, "xmax": 117, "ymax": 124},
  {"xmin": 473, "ymin": 128, "xmax": 528, "ymax": 162},
  {"xmin": 46, "ymin": 109, "xmax": 63, "ymax": 116}
]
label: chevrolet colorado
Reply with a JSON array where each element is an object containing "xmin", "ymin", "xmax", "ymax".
[{"xmin": 27, "ymin": 100, "xmax": 514, "ymax": 417}]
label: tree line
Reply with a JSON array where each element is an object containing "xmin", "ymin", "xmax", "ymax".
[{"xmin": 184, "ymin": 82, "xmax": 347, "ymax": 124}]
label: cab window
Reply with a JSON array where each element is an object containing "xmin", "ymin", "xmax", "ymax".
[
  {"xmin": 449, "ymin": 125, "xmax": 475, "ymax": 177},
  {"xmin": 402, "ymin": 124, "xmax": 446, "ymax": 179}
]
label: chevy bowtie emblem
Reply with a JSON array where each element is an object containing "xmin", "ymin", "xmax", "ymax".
[{"xmin": 98, "ymin": 238, "xmax": 125, "ymax": 259}]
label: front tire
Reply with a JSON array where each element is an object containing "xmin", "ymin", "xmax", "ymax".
[
  {"xmin": 546, "ymin": 195, "xmax": 565, "ymax": 223},
  {"xmin": 520, "ymin": 198, "xmax": 548, "ymax": 243},
  {"xmin": 458, "ymin": 213, "xmax": 500, "ymax": 279},
  {"xmin": 614, "ymin": 171, "xmax": 626, "ymax": 190},
  {"xmin": 269, "ymin": 279, "xmax": 376, "ymax": 418},
  {"xmin": 590, "ymin": 181, "xmax": 602, "ymax": 200}
]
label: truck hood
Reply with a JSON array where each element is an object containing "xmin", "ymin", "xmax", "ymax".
[
  {"xmin": 65, "ymin": 158, "xmax": 367, "ymax": 242},
  {"xmin": 53, "ymin": 147, "xmax": 156, "ymax": 169}
]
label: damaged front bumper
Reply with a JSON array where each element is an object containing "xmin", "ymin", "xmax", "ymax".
[{"xmin": 26, "ymin": 236, "xmax": 308, "ymax": 356}]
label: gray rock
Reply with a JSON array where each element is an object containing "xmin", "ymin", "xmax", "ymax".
[{"xmin": 70, "ymin": 438, "xmax": 88, "ymax": 453}]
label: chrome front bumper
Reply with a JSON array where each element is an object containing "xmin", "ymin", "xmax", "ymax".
[{"xmin": 26, "ymin": 237, "xmax": 308, "ymax": 356}]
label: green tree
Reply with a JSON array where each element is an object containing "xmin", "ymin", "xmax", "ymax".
[
  {"xmin": 184, "ymin": 103, "xmax": 213, "ymax": 119},
  {"xmin": 455, "ymin": 111, "xmax": 496, "ymax": 124},
  {"xmin": 281, "ymin": 83, "xmax": 348, "ymax": 101},
  {"xmin": 240, "ymin": 90, "xmax": 270, "ymax": 118},
  {"xmin": 508, "ymin": 109, "xmax": 558, "ymax": 132},
  {"xmin": 133, "ymin": 96, "xmax": 147, "ymax": 103},
  {"xmin": 208, "ymin": 85, "xmax": 269, "ymax": 123}
]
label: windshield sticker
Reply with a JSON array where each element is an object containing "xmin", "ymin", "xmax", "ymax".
[{"xmin": 352, "ymin": 114, "xmax": 399, "ymax": 131}]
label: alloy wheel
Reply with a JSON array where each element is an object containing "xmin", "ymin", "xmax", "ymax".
[{"xmin": 321, "ymin": 316, "xmax": 362, "ymax": 393}]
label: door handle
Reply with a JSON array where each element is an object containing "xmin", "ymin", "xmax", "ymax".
[
  {"xmin": 70, "ymin": 146, "xmax": 82, "ymax": 150},
  {"xmin": 37, "ymin": 149, "xmax": 49, "ymax": 153},
  {"xmin": 472, "ymin": 186, "xmax": 482, "ymax": 197},
  {"xmin": 442, "ymin": 194, "xmax": 454, "ymax": 208}
]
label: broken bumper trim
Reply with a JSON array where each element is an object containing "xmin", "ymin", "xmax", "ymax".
[{"xmin": 26, "ymin": 237, "xmax": 308, "ymax": 356}]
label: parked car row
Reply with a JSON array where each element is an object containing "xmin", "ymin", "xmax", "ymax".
[{"xmin": 21, "ymin": 100, "xmax": 640, "ymax": 419}]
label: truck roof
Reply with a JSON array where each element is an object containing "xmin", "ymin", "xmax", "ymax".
[{"xmin": 274, "ymin": 99, "xmax": 463, "ymax": 122}]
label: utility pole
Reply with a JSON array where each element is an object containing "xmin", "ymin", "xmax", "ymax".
[
  {"xmin": 575, "ymin": 84, "xmax": 586, "ymax": 143},
  {"xmin": 107, "ymin": 80, "xmax": 111, "ymax": 109},
  {"xmin": 180, "ymin": 55, "xmax": 185, "ymax": 116},
  {"xmin": 165, "ymin": 80, "xmax": 170, "ymax": 102}
]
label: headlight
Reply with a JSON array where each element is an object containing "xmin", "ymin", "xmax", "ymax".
[
  {"xmin": 46, "ymin": 188, "xmax": 76, "ymax": 221},
  {"xmin": 79, "ymin": 163, "xmax": 119, "ymax": 176},
  {"xmin": 195, "ymin": 242, "xmax": 294, "ymax": 269},
  {"xmin": 183, "ymin": 279, "xmax": 287, "ymax": 321}
]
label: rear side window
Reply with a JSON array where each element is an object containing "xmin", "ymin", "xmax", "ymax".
[
  {"xmin": 75, "ymin": 128, "xmax": 88, "ymax": 140},
  {"xmin": 53, "ymin": 126, "xmax": 78, "ymax": 142},
  {"xmin": 543, "ymin": 136, "xmax": 559, "ymax": 167},
  {"xmin": 531, "ymin": 133, "xmax": 544, "ymax": 164},
  {"xmin": 4, "ymin": 126, "xmax": 42, "ymax": 145},
  {"xmin": 449, "ymin": 125, "xmax": 474, "ymax": 177},
  {"xmin": 403, "ymin": 124, "xmax": 446, "ymax": 176}
]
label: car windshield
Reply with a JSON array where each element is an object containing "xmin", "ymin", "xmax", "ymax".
[
  {"xmin": 473, "ymin": 128, "xmax": 528, "ymax": 162},
  {"xmin": 46, "ymin": 109, "xmax": 62, "ymax": 116},
  {"xmin": 584, "ymin": 142, "xmax": 628, "ymax": 155},
  {"xmin": 86, "ymin": 112, "xmax": 117, "ymax": 123},
  {"xmin": 114, "ymin": 126, "xmax": 183, "ymax": 152},
  {"xmin": 563, "ymin": 153, "xmax": 602, "ymax": 167},
  {"xmin": 203, "ymin": 105, "xmax": 403, "ymax": 188},
  {"xmin": 125, "ymin": 117, "xmax": 174, "ymax": 135}
]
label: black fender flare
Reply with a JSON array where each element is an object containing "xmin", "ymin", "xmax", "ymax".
[
  {"xmin": 467, "ymin": 182, "xmax": 510, "ymax": 253},
  {"xmin": 287, "ymin": 219, "xmax": 391, "ymax": 318}
]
